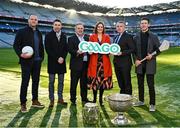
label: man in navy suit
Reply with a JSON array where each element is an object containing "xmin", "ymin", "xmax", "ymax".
[
  {"xmin": 113, "ymin": 21, "xmax": 135, "ymax": 95},
  {"xmin": 68, "ymin": 23, "xmax": 89, "ymax": 105}
]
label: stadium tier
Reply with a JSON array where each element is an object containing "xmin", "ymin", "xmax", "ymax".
[{"xmin": 0, "ymin": 0, "xmax": 180, "ymax": 47}]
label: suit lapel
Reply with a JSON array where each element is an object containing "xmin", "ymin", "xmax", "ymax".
[
  {"xmin": 52, "ymin": 31, "xmax": 59, "ymax": 43},
  {"xmin": 137, "ymin": 32, "xmax": 142, "ymax": 58},
  {"xmin": 113, "ymin": 34, "xmax": 118, "ymax": 43},
  {"xmin": 147, "ymin": 32, "xmax": 153, "ymax": 53},
  {"xmin": 59, "ymin": 32, "xmax": 64, "ymax": 42},
  {"xmin": 74, "ymin": 34, "xmax": 80, "ymax": 44},
  {"xmin": 118, "ymin": 32, "xmax": 125, "ymax": 45}
]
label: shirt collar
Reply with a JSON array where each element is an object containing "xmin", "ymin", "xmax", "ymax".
[
  {"xmin": 54, "ymin": 30, "xmax": 61, "ymax": 35},
  {"xmin": 76, "ymin": 33, "xmax": 84, "ymax": 38}
]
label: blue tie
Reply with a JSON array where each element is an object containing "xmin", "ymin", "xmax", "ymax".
[{"xmin": 114, "ymin": 34, "xmax": 121, "ymax": 44}]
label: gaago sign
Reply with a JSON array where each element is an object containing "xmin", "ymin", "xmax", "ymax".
[{"xmin": 78, "ymin": 41, "xmax": 121, "ymax": 54}]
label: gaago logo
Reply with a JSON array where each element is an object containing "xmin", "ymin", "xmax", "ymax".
[{"xmin": 78, "ymin": 41, "xmax": 121, "ymax": 54}]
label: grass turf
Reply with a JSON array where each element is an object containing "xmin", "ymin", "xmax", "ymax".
[{"xmin": 0, "ymin": 47, "xmax": 179, "ymax": 127}]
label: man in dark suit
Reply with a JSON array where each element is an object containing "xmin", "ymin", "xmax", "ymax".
[
  {"xmin": 133, "ymin": 17, "xmax": 160, "ymax": 112},
  {"xmin": 13, "ymin": 15, "xmax": 44, "ymax": 113},
  {"xmin": 113, "ymin": 21, "xmax": 135, "ymax": 95},
  {"xmin": 45, "ymin": 19, "xmax": 68, "ymax": 108},
  {"xmin": 68, "ymin": 23, "xmax": 89, "ymax": 105}
]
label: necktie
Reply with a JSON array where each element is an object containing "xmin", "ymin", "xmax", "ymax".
[
  {"xmin": 56, "ymin": 32, "xmax": 61, "ymax": 41},
  {"xmin": 114, "ymin": 34, "xmax": 121, "ymax": 44}
]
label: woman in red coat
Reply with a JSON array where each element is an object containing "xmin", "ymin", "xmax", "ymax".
[{"xmin": 87, "ymin": 22, "xmax": 113, "ymax": 106}]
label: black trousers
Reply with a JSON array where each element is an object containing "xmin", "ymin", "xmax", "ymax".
[
  {"xmin": 70, "ymin": 62, "xmax": 88, "ymax": 103},
  {"xmin": 20, "ymin": 61, "xmax": 41, "ymax": 105},
  {"xmin": 137, "ymin": 67, "xmax": 155, "ymax": 105},
  {"xmin": 93, "ymin": 86, "xmax": 104, "ymax": 103},
  {"xmin": 114, "ymin": 65, "xmax": 132, "ymax": 95}
]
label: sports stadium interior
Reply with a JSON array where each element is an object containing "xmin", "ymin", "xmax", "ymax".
[{"xmin": 0, "ymin": 0, "xmax": 179, "ymax": 47}]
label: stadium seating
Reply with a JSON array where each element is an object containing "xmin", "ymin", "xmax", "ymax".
[
  {"xmin": 0, "ymin": 0, "xmax": 179, "ymax": 47},
  {"xmin": 0, "ymin": 32, "xmax": 15, "ymax": 47}
]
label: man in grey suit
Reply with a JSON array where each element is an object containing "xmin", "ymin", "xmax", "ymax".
[{"xmin": 133, "ymin": 17, "xmax": 160, "ymax": 112}]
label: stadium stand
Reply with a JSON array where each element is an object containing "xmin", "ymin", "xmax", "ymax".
[
  {"xmin": 0, "ymin": 32, "xmax": 15, "ymax": 47},
  {"xmin": 0, "ymin": 0, "xmax": 179, "ymax": 47}
]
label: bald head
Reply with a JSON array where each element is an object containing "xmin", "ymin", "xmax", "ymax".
[{"xmin": 28, "ymin": 15, "xmax": 38, "ymax": 29}]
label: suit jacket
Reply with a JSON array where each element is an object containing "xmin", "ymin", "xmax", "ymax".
[
  {"xmin": 87, "ymin": 34, "xmax": 112, "ymax": 78},
  {"xmin": 68, "ymin": 34, "xmax": 89, "ymax": 71},
  {"xmin": 13, "ymin": 26, "xmax": 44, "ymax": 65},
  {"xmin": 45, "ymin": 30, "xmax": 68, "ymax": 74},
  {"xmin": 133, "ymin": 31, "xmax": 160, "ymax": 74},
  {"xmin": 113, "ymin": 32, "xmax": 135, "ymax": 68}
]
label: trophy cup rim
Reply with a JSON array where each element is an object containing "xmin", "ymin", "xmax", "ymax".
[{"xmin": 107, "ymin": 93, "xmax": 133, "ymax": 102}]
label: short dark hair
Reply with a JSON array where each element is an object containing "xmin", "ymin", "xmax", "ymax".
[
  {"xmin": 94, "ymin": 21, "xmax": 105, "ymax": 34},
  {"xmin": 53, "ymin": 19, "xmax": 62, "ymax": 24},
  {"xmin": 141, "ymin": 17, "xmax": 150, "ymax": 23}
]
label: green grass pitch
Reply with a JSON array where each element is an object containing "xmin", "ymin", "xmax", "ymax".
[{"xmin": 0, "ymin": 47, "xmax": 179, "ymax": 127}]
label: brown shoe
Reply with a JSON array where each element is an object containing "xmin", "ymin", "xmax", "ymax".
[
  {"xmin": 49, "ymin": 100, "xmax": 54, "ymax": 108},
  {"xmin": 32, "ymin": 100, "xmax": 45, "ymax": 108},
  {"xmin": 57, "ymin": 99, "xmax": 67, "ymax": 105},
  {"xmin": 21, "ymin": 103, "xmax": 27, "ymax": 113}
]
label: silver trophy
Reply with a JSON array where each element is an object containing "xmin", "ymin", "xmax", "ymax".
[
  {"xmin": 82, "ymin": 103, "xmax": 100, "ymax": 124},
  {"xmin": 106, "ymin": 93, "xmax": 133, "ymax": 125}
]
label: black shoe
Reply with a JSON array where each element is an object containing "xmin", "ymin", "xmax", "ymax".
[
  {"xmin": 92, "ymin": 99, "xmax": 96, "ymax": 103},
  {"xmin": 100, "ymin": 102, "xmax": 104, "ymax": 106},
  {"xmin": 71, "ymin": 101, "xmax": 76, "ymax": 105},
  {"xmin": 82, "ymin": 99, "xmax": 92, "ymax": 103},
  {"xmin": 99, "ymin": 99, "xmax": 104, "ymax": 106}
]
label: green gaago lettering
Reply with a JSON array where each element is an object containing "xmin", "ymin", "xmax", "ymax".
[{"xmin": 78, "ymin": 41, "xmax": 121, "ymax": 54}]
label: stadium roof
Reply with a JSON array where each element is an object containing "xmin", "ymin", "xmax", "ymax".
[
  {"xmin": 22, "ymin": 0, "xmax": 112, "ymax": 13},
  {"xmin": 108, "ymin": 1, "xmax": 180, "ymax": 16},
  {"xmin": 20, "ymin": 0, "xmax": 180, "ymax": 16}
]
